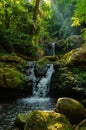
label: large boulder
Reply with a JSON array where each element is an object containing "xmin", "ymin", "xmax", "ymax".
[
  {"xmin": 50, "ymin": 66, "xmax": 86, "ymax": 98},
  {"xmin": 55, "ymin": 97, "xmax": 86, "ymax": 124},
  {"xmin": 0, "ymin": 67, "xmax": 25, "ymax": 89},
  {"xmin": 63, "ymin": 46, "xmax": 86, "ymax": 67},
  {"xmin": 15, "ymin": 113, "xmax": 29, "ymax": 127},
  {"xmin": 0, "ymin": 53, "xmax": 33, "ymax": 98},
  {"xmin": 24, "ymin": 110, "xmax": 72, "ymax": 130},
  {"xmin": 55, "ymin": 35, "xmax": 84, "ymax": 55},
  {"xmin": 35, "ymin": 56, "xmax": 59, "ymax": 77},
  {"xmin": 0, "ymin": 53, "xmax": 27, "ymax": 70},
  {"xmin": 66, "ymin": 35, "xmax": 84, "ymax": 51},
  {"xmin": 55, "ymin": 39, "xmax": 67, "ymax": 55}
]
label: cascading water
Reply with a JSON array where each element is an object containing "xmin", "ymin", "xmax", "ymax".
[
  {"xmin": 27, "ymin": 62, "xmax": 54, "ymax": 97},
  {"xmin": 51, "ymin": 42, "xmax": 55, "ymax": 56},
  {"xmin": 0, "ymin": 43, "xmax": 56, "ymax": 130},
  {"xmin": 26, "ymin": 42, "xmax": 55, "ymax": 98},
  {"xmin": 33, "ymin": 64, "xmax": 54, "ymax": 97}
]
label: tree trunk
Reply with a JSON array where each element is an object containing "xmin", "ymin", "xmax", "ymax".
[{"xmin": 30, "ymin": 0, "xmax": 40, "ymax": 35}]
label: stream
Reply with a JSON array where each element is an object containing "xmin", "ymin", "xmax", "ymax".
[
  {"xmin": 0, "ymin": 97, "xmax": 56, "ymax": 130},
  {"xmin": 0, "ymin": 42, "xmax": 56, "ymax": 130}
]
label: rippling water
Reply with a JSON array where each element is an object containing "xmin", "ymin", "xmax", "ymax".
[{"xmin": 0, "ymin": 97, "xmax": 56, "ymax": 130}]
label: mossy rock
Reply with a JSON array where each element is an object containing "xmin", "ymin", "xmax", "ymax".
[
  {"xmin": 0, "ymin": 67, "xmax": 26, "ymax": 89},
  {"xmin": 55, "ymin": 97, "xmax": 86, "ymax": 124},
  {"xmin": 0, "ymin": 53, "xmax": 27, "ymax": 69},
  {"xmin": 50, "ymin": 65, "xmax": 86, "ymax": 98},
  {"xmin": 0, "ymin": 54, "xmax": 21, "ymax": 62},
  {"xmin": 44, "ymin": 56, "xmax": 59, "ymax": 62},
  {"xmin": 24, "ymin": 110, "xmax": 72, "ymax": 130},
  {"xmin": 75, "ymin": 119, "xmax": 86, "ymax": 130},
  {"xmin": 63, "ymin": 46, "xmax": 86, "ymax": 67},
  {"xmin": 37, "ymin": 56, "xmax": 59, "ymax": 67},
  {"xmin": 48, "ymin": 122, "xmax": 72, "ymax": 130},
  {"xmin": 66, "ymin": 35, "xmax": 84, "ymax": 50},
  {"xmin": 37, "ymin": 57, "xmax": 49, "ymax": 67},
  {"xmin": 55, "ymin": 35, "xmax": 84, "ymax": 55},
  {"xmin": 15, "ymin": 113, "xmax": 29, "ymax": 127}
]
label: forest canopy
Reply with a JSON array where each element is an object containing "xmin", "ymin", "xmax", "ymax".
[{"xmin": 0, "ymin": 0, "xmax": 86, "ymax": 54}]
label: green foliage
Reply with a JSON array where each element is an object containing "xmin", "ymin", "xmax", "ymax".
[
  {"xmin": 0, "ymin": 0, "xmax": 51, "ymax": 57},
  {"xmin": 0, "ymin": 0, "xmax": 86, "ymax": 57},
  {"xmin": 48, "ymin": 0, "xmax": 79, "ymax": 39},
  {"xmin": 72, "ymin": 0, "xmax": 86, "ymax": 40},
  {"xmin": 0, "ymin": 0, "xmax": 33, "ymax": 47}
]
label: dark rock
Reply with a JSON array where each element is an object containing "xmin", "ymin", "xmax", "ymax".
[
  {"xmin": 75, "ymin": 119, "xmax": 86, "ymax": 130},
  {"xmin": 55, "ymin": 97, "xmax": 86, "ymax": 124}
]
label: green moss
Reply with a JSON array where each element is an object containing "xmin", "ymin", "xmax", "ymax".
[
  {"xmin": 48, "ymin": 122, "xmax": 72, "ymax": 130},
  {"xmin": 44, "ymin": 56, "xmax": 59, "ymax": 62},
  {"xmin": 37, "ymin": 57, "xmax": 49, "ymax": 67},
  {"xmin": 75, "ymin": 119, "xmax": 86, "ymax": 130},
  {"xmin": 0, "ymin": 67, "xmax": 26, "ymax": 89},
  {"xmin": 56, "ymin": 97, "xmax": 86, "ymax": 124},
  {"xmin": 63, "ymin": 46, "xmax": 86, "ymax": 67},
  {"xmin": 24, "ymin": 110, "xmax": 72, "ymax": 130},
  {"xmin": 0, "ymin": 53, "xmax": 27, "ymax": 69},
  {"xmin": 16, "ymin": 113, "xmax": 29, "ymax": 126}
]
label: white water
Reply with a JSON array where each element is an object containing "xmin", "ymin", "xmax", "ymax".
[
  {"xmin": 26, "ymin": 42, "xmax": 55, "ymax": 98},
  {"xmin": 0, "ymin": 43, "xmax": 56, "ymax": 130},
  {"xmin": 33, "ymin": 64, "xmax": 54, "ymax": 97},
  {"xmin": 51, "ymin": 42, "xmax": 55, "ymax": 56},
  {"xmin": 27, "ymin": 62, "xmax": 54, "ymax": 97},
  {"xmin": 26, "ymin": 62, "xmax": 36, "ymax": 87}
]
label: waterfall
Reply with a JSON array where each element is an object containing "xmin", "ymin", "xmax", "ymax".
[
  {"xmin": 26, "ymin": 42, "xmax": 55, "ymax": 98},
  {"xmin": 26, "ymin": 62, "xmax": 36, "ymax": 89},
  {"xmin": 51, "ymin": 42, "xmax": 55, "ymax": 56},
  {"xmin": 27, "ymin": 62, "xmax": 54, "ymax": 98},
  {"xmin": 33, "ymin": 64, "xmax": 54, "ymax": 97}
]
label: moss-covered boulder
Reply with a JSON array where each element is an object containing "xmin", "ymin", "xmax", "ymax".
[
  {"xmin": 63, "ymin": 46, "xmax": 86, "ymax": 67},
  {"xmin": 55, "ymin": 97, "xmax": 86, "ymax": 124},
  {"xmin": 24, "ymin": 110, "xmax": 72, "ymax": 130},
  {"xmin": 55, "ymin": 39, "xmax": 67, "ymax": 54},
  {"xmin": 37, "ymin": 57, "xmax": 49, "ymax": 66},
  {"xmin": 44, "ymin": 56, "xmax": 59, "ymax": 62},
  {"xmin": 35, "ymin": 56, "xmax": 59, "ymax": 77},
  {"xmin": 66, "ymin": 35, "xmax": 84, "ymax": 50},
  {"xmin": 55, "ymin": 35, "xmax": 84, "ymax": 55},
  {"xmin": 0, "ymin": 54, "xmax": 21, "ymax": 62},
  {"xmin": 75, "ymin": 119, "xmax": 86, "ymax": 130},
  {"xmin": 0, "ymin": 53, "xmax": 27, "ymax": 89},
  {"xmin": 0, "ymin": 53, "xmax": 27, "ymax": 69},
  {"xmin": 35, "ymin": 57, "xmax": 49, "ymax": 77},
  {"xmin": 50, "ymin": 67, "xmax": 81, "ymax": 98},
  {"xmin": 15, "ymin": 113, "xmax": 29, "ymax": 127},
  {"xmin": 50, "ymin": 58, "xmax": 86, "ymax": 97},
  {"xmin": 0, "ymin": 67, "xmax": 26, "ymax": 89}
]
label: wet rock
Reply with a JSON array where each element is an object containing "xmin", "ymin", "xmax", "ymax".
[
  {"xmin": 55, "ymin": 97, "xmax": 86, "ymax": 124},
  {"xmin": 50, "ymin": 64, "xmax": 86, "ymax": 98},
  {"xmin": 24, "ymin": 110, "xmax": 72, "ymax": 130},
  {"xmin": 0, "ymin": 67, "xmax": 26, "ymax": 89},
  {"xmin": 55, "ymin": 35, "xmax": 84, "ymax": 55},
  {"xmin": 15, "ymin": 113, "xmax": 29, "ymax": 127},
  {"xmin": 63, "ymin": 46, "xmax": 86, "ymax": 67},
  {"xmin": 66, "ymin": 35, "xmax": 84, "ymax": 51}
]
